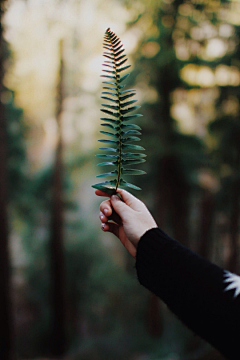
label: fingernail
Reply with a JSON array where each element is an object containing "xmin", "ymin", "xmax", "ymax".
[
  {"xmin": 101, "ymin": 223, "xmax": 105, "ymax": 230},
  {"xmin": 103, "ymin": 208, "xmax": 108, "ymax": 215},
  {"xmin": 111, "ymin": 195, "xmax": 119, "ymax": 201},
  {"xmin": 100, "ymin": 212, "xmax": 104, "ymax": 220}
]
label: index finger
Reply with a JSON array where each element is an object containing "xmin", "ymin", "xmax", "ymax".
[
  {"xmin": 95, "ymin": 189, "xmax": 111, "ymax": 197},
  {"xmin": 95, "ymin": 189, "xmax": 142, "ymax": 211}
]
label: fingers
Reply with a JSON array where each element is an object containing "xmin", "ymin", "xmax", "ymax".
[
  {"xmin": 112, "ymin": 189, "xmax": 144, "ymax": 211},
  {"xmin": 99, "ymin": 199, "xmax": 122, "ymax": 224},
  {"xmin": 95, "ymin": 189, "xmax": 142, "ymax": 212},
  {"xmin": 97, "ymin": 189, "xmax": 141, "ymax": 225},
  {"xmin": 95, "ymin": 189, "xmax": 111, "ymax": 198},
  {"xmin": 110, "ymin": 194, "xmax": 135, "ymax": 223},
  {"xmin": 101, "ymin": 221, "xmax": 119, "ymax": 238},
  {"xmin": 99, "ymin": 199, "xmax": 112, "ymax": 217}
]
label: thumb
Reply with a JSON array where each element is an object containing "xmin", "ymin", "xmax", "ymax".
[{"xmin": 110, "ymin": 194, "xmax": 132, "ymax": 221}]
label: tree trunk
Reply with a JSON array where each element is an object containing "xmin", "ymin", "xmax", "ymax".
[
  {"xmin": 157, "ymin": 155, "xmax": 189, "ymax": 247},
  {"xmin": 0, "ymin": 2, "xmax": 14, "ymax": 359},
  {"xmin": 198, "ymin": 190, "xmax": 215, "ymax": 259},
  {"xmin": 228, "ymin": 177, "xmax": 240, "ymax": 273},
  {"xmin": 49, "ymin": 40, "xmax": 67, "ymax": 356},
  {"xmin": 147, "ymin": 292, "xmax": 163, "ymax": 337}
]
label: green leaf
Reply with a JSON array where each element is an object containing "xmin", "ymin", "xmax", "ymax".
[
  {"xmin": 119, "ymin": 179, "xmax": 141, "ymax": 190},
  {"xmin": 96, "ymin": 170, "xmax": 118, "ymax": 178},
  {"xmin": 103, "ymin": 64, "xmax": 115, "ymax": 70},
  {"xmin": 102, "ymin": 91, "xmax": 118, "ymax": 97},
  {"xmin": 92, "ymin": 179, "xmax": 117, "ymax": 187},
  {"xmin": 121, "ymin": 105, "xmax": 141, "ymax": 115},
  {"xmin": 122, "ymin": 159, "xmax": 146, "ymax": 166},
  {"xmin": 103, "ymin": 45, "xmax": 112, "ymax": 51},
  {"xmin": 103, "ymin": 51, "xmax": 114, "ymax": 56},
  {"xmin": 100, "ymin": 118, "xmax": 118, "ymax": 124},
  {"xmin": 100, "ymin": 75, "xmax": 116, "ymax": 80},
  {"xmin": 114, "ymin": 45, "xmax": 123, "ymax": 53},
  {"xmin": 122, "ymin": 168, "xmax": 146, "ymax": 175},
  {"xmin": 122, "ymin": 144, "xmax": 145, "ymax": 150},
  {"xmin": 120, "ymin": 100, "xmax": 138, "ymax": 108},
  {"xmin": 102, "ymin": 69, "xmax": 115, "ymax": 74},
  {"xmin": 121, "ymin": 114, "xmax": 143, "ymax": 121},
  {"xmin": 103, "ymin": 60, "xmax": 115, "ymax": 65},
  {"xmin": 119, "ymin": 93, "xmax": 136, "ymax": 101},
  {"xmin": 96, "ymin": 154, "xmax": 119, "ymax": 159},
  {"xmin": 93, "ymin": 180, "xmax": 118, "ymax": 188},
  {"xmin": 116, "ymin": 58, "xmax": 127, "ymax": 67},
  {"xmin": 91, "ymin": 184, "xmax": 117, "ymax": 195},
  {"xmin": 97, "ymin": 161, "xmax": 117, "ymax": 166},
  {"xmin": 122, "ymin": 152, "xmax": 146, "ymax": 158},
  {"xmin": 116, "ymin": 54, "xmax": 126, "ymax": 62},
  {"xmin": 121, "ymin": 136, "xmax": 141, "ymax": 143},
  {"xmin": 99, "ymin": 130, "xmax": 118, "ymax": 138},
  {"xmin": 102, "ymin": 103, "xmax": 119, "ymax": 111},
  {"xmin": 98, "ymin": 139, "xmax": 118, "ymax": 144},
  {"xmin": 122, "ymin": 130, "xmax": 141, "ymax": 136},
  {"xmin": 103, "ymin": 55, "xmax": 114, "ymax": 60},
  {"xmin": 100, "ymin": 109, "xmax": 119, "ymax": 118},
  {"xmin": 99, "ymin": 147, "xmax": 118, "ymax": 152},
  {"xmin": 118, "ymin": 84, "xmax": 126, "ymax": 90},
  {"xmin": 102, "ymin": 81, "xmax": 117, "ymax": 86},
  {"xmin": 121, "ymin": 124, "xmax": 142, "ymax": 130},
  {"xmin": 118, "ymin": 73, "xmax": 130, "ymax": 83},
  {"xmin": 119, "ymin": 88, "xmax": 136, "ymax": 94},
  {"xmin": 103, "ymin": 86, "xmax": 117, "ymax": 91},
  {"xmin": 112, "ymin": 40, "xmax": 121, "ymax": 48},
  {"xmin": 101, "ymin": 123, "xmax": 116, "ymax": 130},
  {"xmin": 116, "ymin": 65, "xmax": 131, "ymax": 73},
  {"xmin": 101, "ymin": 96, "xmax": 119, "ymax": 104},
  {"xmin": 115, "ymin": 49, "xmax": 125, "ymax": 57}
]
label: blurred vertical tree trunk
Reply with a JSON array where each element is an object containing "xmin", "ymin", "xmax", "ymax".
[
  {"xmin": 228, "ymin": 175, "xmax": 240, "ymax": 273},
  {"xmin": 49, "ymin": 40, "xmax": 67, "ymax": 356},
  {"xmin": 158, "ymin": 155, "xmax": 189, "ymax": 247},
  {"xmin": 147, "ymin": 292, "xmax": 162, "ymax": 337},
  {"xmin": 146, "ymin": 0, "xmax": 186, "ymax": 337},
  {"xmin": 0, "ymin": 1, "xmax": 14, "ymax": 359},
  {"xmin": 198, "ymin": 190, "xmax": 215, "ymax": 259}
]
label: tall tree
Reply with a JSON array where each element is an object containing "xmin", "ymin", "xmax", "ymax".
[
  {"xmin": 131, "ymin": 0, "xmax": 189, "ymax": 338},
  {"xmin": 49, "ymin": 39, "xmax": 67, "ymax": 356},
  {"xmin": 0, "ymin": 1, "xmax": 14, "ymax": 359},
  {"xmin": 198, "ymin": 190, "xmax": 215, "ymax": 259}
]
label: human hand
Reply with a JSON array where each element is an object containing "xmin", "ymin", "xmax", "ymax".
[{"xmin": 95, "ymin": 188, "xmax": 158, "ymax": 258}]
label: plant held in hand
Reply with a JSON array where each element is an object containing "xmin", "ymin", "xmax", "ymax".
[{"xmin": 92, "ymin": 28, "xmax": 146, "ymax": 196}]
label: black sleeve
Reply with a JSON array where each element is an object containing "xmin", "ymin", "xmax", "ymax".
[{"xmin": 136, "ymin": 227, "xmax": 240, "ymax": 360}]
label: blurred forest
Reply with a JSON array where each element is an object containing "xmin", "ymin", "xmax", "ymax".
[{"xmin": 0, "ymin": 0, "xmax": 240, "ymax": 359}]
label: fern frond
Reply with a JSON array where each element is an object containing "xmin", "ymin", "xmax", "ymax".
[{"xmin": 92, "ymin": 28, "xmax": 146, "ymax": 195}]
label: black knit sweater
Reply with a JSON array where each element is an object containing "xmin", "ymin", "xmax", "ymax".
[{"xmin": 136, "ymin": 227, "xmax": 240, "ymax": 360}]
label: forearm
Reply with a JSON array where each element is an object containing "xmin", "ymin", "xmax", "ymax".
[{"xmin": 136, "ymin": 228, "xmax": 240, "ymax": 359}]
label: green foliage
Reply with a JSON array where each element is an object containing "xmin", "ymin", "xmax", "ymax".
[
  {"xmin": 4, "ymin": 90, "xmax": 27, "ymax": 201},
  {"xmin": 92, "ymin": 28, "xmax": 146, "ymax": 195}
]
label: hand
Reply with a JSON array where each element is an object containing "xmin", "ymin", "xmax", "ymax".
[{"xmin": 95, "ymin": 188, "xmax": 158, "ymax": 258}]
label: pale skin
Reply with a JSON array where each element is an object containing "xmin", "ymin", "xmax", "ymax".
[{"xmin": 95, "ymin": 188, "xmax": 158, "ymax": 258}]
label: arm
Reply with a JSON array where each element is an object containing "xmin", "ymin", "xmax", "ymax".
[
  {"xmin": 96, "ymin": 189, "xmax": 240, "ymax": 359},
  {"xmin": 136, "ymin": 227, "xmax": 240, "ymax": 360}
]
